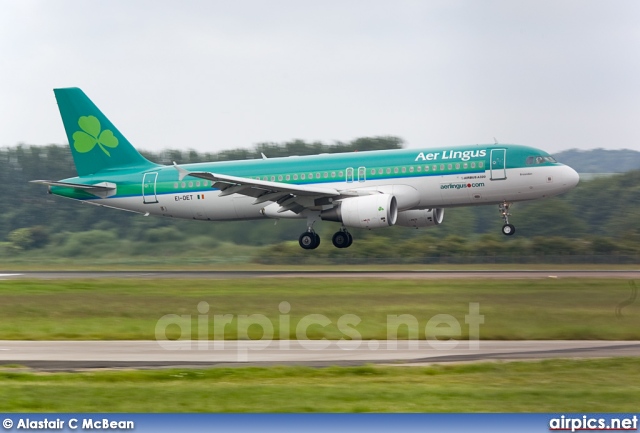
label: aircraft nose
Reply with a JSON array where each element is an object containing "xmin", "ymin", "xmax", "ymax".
[{"xmin": 563, "ymin": 165, "xmax": 580, "ymax": 189}]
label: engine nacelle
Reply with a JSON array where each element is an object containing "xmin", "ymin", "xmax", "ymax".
[
  {"xmin": 395, "ymin": 208, "xmax": 444, "ymax": 228},
  {"xmin": 321, "ymin": 194, "xmax": 398, "ymax": 229}
]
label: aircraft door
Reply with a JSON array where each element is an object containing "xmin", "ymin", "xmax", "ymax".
[
  {"xmin": 490, "ymin": 149, "xmax": 507, "ymax": 180},
  {"xmin": 345, "ymin": 167, "xmax": 354, "ymax": 183},
  {"xmin": 142, "ymin": 172, "xmax": 159, "ymax": 204},
  {"xmin": 357, "ymin": 166, "xmax": 366, "ymax": 182}
]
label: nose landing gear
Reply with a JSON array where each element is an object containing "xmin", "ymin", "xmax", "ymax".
[{"xmin": 499, "ymin": 202, "xmax": 516, "ymax": 236}]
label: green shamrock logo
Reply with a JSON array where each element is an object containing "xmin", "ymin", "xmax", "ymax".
[
  {"xmin": 72, "ymin": 115, "xmax": 119, "ymax": 157},
  {"xmin": 378, "ymin": 206, "xmax": 384, "ymax": 211}
]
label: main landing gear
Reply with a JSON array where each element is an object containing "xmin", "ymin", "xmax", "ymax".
[
  {"xmin": 299, "ymin": 214, "xmax": 321, "ymax": 250},
  {"xmin": 298, "ymin": 220, "xmax": 353, "ymax": 250},
  {"xmin": 298, "ymin": 228, "xmax": 353, "ymax": 249},
  {"xmin": 331, "ymin": 228, "xmax": 353, "ymax": 249},
  {"xmin": 299, "ymin": 231, "xmax": 321, "ymax": 250},
  {"xmin": 499, "ymin": 201, "xmax": 516, "ymax": 236}
]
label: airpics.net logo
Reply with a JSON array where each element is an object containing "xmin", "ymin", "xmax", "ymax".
[
  {"xmin": 72, "ymin": 115, "xmax": 119, "ymax": 157},
  {"xmin": 154, "ymin": 301, "xmax": 485, "ymax": 360},
  {"xmin": 549, "ymin": 415, "xmax": 638, "ymax": 432}
]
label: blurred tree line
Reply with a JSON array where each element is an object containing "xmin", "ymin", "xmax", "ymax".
[
  {"xmin": 1, "ymin": 138, "xmax": 639, "ymax": 261},
  {"xmin": 554, "ymin": 148, "xmax": 640, "ymax": 173}
]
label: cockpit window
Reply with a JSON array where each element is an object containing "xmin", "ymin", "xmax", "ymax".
[{"xmin": 526, "ymin": 155, "xmax": 557, "ymax": 165}]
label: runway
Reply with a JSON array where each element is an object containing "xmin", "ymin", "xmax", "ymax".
[
  {"xmin": 1, "ymin": 270, "xmax": 639, "ymax": 280},
  {"xmin": 1, "ymin": 340, "xmax": 639, "ymax": 371},
  {"xmin": 1, "ymin": 270, "xmax": 638, "ymax": 370}
]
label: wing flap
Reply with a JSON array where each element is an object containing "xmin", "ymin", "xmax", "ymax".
[
  {"xmin": 187, "ymin": 171, "xmax": 341, "ymax": 197},
  {"xmin": 173, "ymin": 164, "xmax": 343, "ymax": 215}
]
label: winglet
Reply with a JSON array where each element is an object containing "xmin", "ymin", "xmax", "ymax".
[
  {"xmin": 173, "ymin": 162, "xmax": 190, "ymax": 181},
  {"xmin": 261, "ymin": 153, "xmax": 268, "ymax": 160}
]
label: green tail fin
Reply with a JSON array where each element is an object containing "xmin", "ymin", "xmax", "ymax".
[{"xmin": 54, "ymin": 88, "xmax": 158, "ymax": 176}]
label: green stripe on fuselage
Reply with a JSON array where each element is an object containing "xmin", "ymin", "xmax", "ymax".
[{"xmin": 51, "ymin": 144, "xmax": 561, "ymax": 200}]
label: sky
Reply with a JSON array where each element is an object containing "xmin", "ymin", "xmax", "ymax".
[{"xmin": 1, "ymin": 0, "xmax": 639, "ymax": 154}]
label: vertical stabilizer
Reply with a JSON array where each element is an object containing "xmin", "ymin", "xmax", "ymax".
[{"xmin": 54, "ymin": 88, "xmax": 158, "ymax": 176}]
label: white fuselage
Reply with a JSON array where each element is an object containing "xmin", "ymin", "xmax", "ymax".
[{"xmin": 85, "ymin": 164, "xmax": 579, "ymax": 222}]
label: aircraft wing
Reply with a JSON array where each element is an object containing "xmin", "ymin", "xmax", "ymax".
[
  {"xmin": 174, "ymin": 164, "xmax": 354, "ymax": 214},
  {"xmin": 30, "ymin": 180, "xmax": 117, "ymax": 198}
]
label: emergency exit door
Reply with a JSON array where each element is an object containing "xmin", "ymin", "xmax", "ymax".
[{"xmin": 142, "ymin": 172, "xmax": 159, "ymax": 204}]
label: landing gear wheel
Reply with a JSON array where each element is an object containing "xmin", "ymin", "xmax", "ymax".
[
  {"xmin": 498, "ymin": 202, "xmax": 515, "ymax": 236},
  {"xmin": 345, "ymin": 232, "xmax": 353, "ymax": 248},
  {"xmin": 332, "ymin": 231, "xmax": 350, "ymax": 248},
  {"xmin": 299, "ymin": 232, "xmax": 320, "ymax": 249},
  {"xmin": 502, "ymin": 224, "xmax": 515, "ymax": 236}
]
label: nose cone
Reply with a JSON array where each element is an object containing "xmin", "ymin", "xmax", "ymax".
[{"xmin": 563, "ymin": 165, "xmax": 580, "ymax": 190}]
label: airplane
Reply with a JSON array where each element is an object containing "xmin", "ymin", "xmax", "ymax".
[{"xmin": 31, "ymin": 88, "xmax": 580, "ymax": 249}]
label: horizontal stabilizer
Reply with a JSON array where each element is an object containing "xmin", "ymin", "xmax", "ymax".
[{"xmin": 30, "ymin": 180, "xmax": 117, "ymax": 198}]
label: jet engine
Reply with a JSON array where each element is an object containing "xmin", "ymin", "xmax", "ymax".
[
  {"xmin": 321, "ymin": 194, "xmax": 398, "ymax": 229},
  {"xmin": 395, "ymin": 208, "xmax": 444, "ymax": 228}
]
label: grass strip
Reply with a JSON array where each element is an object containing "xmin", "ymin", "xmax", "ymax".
[
  {"xmin": 1, "ymin": 359, "xmax": 639, "ymax": 412},
  {"xmin": 0, "ymin": 278, "xmax": 638, "ymax": 340}
]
